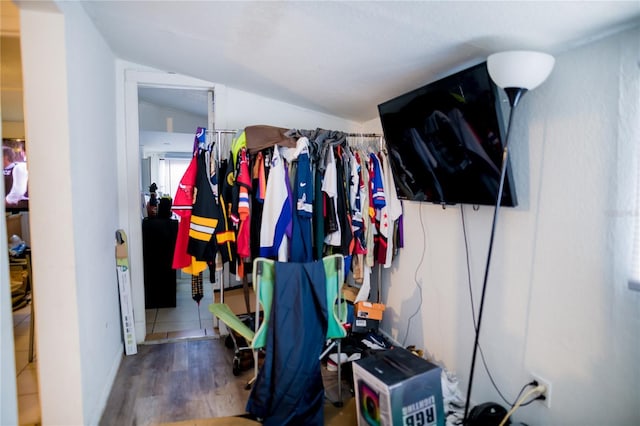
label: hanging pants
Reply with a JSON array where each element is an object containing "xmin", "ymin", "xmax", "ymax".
[{"xmin": 246, "ymin": 260, "xmax": 328, "ymax": 426}]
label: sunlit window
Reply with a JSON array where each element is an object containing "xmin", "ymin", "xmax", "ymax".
[{"xmin": 163, "ymin": 157, "xmax": 191, "ymax": 200}]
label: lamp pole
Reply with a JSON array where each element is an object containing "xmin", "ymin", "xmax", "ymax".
[{"xmin": 463, "ymin": 87, "xmax": 526, "ymax": 423}]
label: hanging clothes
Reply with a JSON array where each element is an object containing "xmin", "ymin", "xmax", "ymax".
[
  {"xmin": 290, "ymin": 137, "xmax": 313, "ymax": 262},
  {"xmin": 369, "ymin": 152, "xmax": 389, "ymax": 266},
  {"xmin": 313, "ymin": 156, "xmax": 325, "ymax": 261},
  {"xmin": 349, "ymin": 151, "xmax": 366, "ymax": 283},
  {"xmin": 212, "ymin": 158, "xmax": 236, "ymax": 267},
  {"xmin": 259, "ymin": 145, "xmax": 292, "ymax": 261},
  {"xmin": 186, "ymin": 148, "xmax": 220, "ymax": 276},
  {"xmin": 334, "ymin": 146, "xmax": 354, "ymax": 256},
  {"xmin": 176, "ymin": 127, "xmax": 403, "ymax": 273},
  {"xmin": 236, "ymin": 148, "xmax": 252, "ymax": 260},
  {"xmin": 171, "ymin": 129, "xmax": 204, "ymax": 270},
  {"xmin": 253, "ymin": 151, "xmax": 267, "ymax": 203},
  {"xmin": 250, "ymin": 150, "xmax": 268, "ymax": 260},
  {"xmin": 350, "ymin": 151, "xmax": 364, "ymax": 245},
  {"xmin": 364, "ymin": 152, "xmax": 376, "ymax": 268},
  {"xmin": 322, "ymin": 147, "xmax": 341, "ymax": 247},
  {"xmin": 230, "ymin": 130, "xmax": 247, "ymax": 169},
  {"xmin": 380, "ymin": 148, "xmax": 403, "ymax": 268}
]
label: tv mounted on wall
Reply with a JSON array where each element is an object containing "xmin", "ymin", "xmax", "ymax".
[{"xmin": 378, "ymin": 61, "xmax": 517, "ymax": 207}]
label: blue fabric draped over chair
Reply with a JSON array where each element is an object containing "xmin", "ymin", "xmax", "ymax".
[{"xmin": 246, "ymin": 259, "xmax": 328, "ymax": 426}]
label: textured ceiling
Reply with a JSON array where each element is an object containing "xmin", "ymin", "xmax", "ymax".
[
  {"xmin": 81, "ymin": 1, "xmax": 640, "ymax": 122},
  {"xmin": 3, "ymin": 1, "xmax": 639, "ymax": 126}
]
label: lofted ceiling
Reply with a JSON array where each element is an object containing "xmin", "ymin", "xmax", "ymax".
[
  {"xmin": 80, "ymin": 1, "xmax": 640, "ymax": 123},
  {"xmin": 2, "ymin": 1, "xmax": 639, "ymax": 126}
]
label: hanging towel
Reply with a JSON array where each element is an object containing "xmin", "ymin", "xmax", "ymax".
[{"xmin": 245, "ymin": 125, "xmax": 297, "ymax": 153}]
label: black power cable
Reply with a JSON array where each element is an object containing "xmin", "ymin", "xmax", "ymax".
[
  {"xmin": 402, "ymin": 202, "xmax": 425, "ymax": 346},
  {"xmin": 461, "ymin": 205, "xmax": 535, "ymax": 408}
]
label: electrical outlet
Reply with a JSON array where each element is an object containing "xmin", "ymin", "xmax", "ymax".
[{"xmin": 530, "ymin": 372, "xmax": 552, "ymax": 408}]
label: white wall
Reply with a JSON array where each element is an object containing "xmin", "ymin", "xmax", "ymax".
[
  {"xmin": 377, "ymin": 27, "xmax": 640, "ymax": 425},
  {"xmin": 138, "ymin": 100, "xmax": 206, "ymax": 133},
  {"xmin": 59, "ymin": 2, "xmax": 123, "ymax": 424},
  {"xmin": 0, "ymin": 122, "xmax": 18, "ymax": 426},
  {"xmin": 361, "ymin": 116, "xmax": 382, "ymax": 134},
  {"xmin": 219, "ymin": 85, "xmax": 361, "ymax": 132},
  {"xmin": 20, "ymin": 2, "xmax": 122, "ymax": 424},
  {"xmin": 20, "ymin": 6, "xmax": 84, "ymax": 425}
]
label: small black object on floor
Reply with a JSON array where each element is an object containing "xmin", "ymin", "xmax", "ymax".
[{"xmin": 466, "ymin": 402, "xmax": 509, "ymax": 426}]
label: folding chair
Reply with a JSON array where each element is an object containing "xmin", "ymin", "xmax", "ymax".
[{"xmin": 209, "ymin": 254, "xmax": 347, "ymax": 403}]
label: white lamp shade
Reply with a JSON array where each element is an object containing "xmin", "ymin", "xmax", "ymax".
[{"xmin": 487, "ymin": 50, "xmax": 555, "ymax": 90}]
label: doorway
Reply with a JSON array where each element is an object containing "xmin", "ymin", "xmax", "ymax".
[
  {"xmin": 123, "ymin": 71, "xmax": 221, "ymax": 343},
  {"xmin": 138, "ymin": 86, "xmax": 214, "ymax": 341}
]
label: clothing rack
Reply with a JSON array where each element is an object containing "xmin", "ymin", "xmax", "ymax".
[
  {"xmin": 203, "ymin": 127, "xmax": 389, "ymax": 315},
  {"xmin": 345, "ymin": 133, "xmax": 386, "ymax": 303},
  {"xmin": 202, "ymin": 129, "xmax": 240, "ymax": 331},
  {"xmin": 345, "ymin": 133, "xmax": 385, "ymax": 153},
  {"xmin": 206, "ymin": 128, "xmax": 386, "ymax": 156},
  {"xmin": 206, "ymin": 129, "xmax": 240, "ymax": 136},
  {"xmin": 346, "ymin": 132, "xmax": 382, "ymax": 137},
  {"xmin": 207, "ymin": 129, "xmax": 240, "ymax": 154}
]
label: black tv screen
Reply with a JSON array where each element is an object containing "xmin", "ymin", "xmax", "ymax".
[{"xmin": 378, "ymin": 61, "xmax": 516, "ymax": 207}]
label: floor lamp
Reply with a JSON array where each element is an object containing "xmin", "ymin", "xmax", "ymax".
[{"xmin": 463, "ymin": 51, "xmax": 555, "ymax": 423}]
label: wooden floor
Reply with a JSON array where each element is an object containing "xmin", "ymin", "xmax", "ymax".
[{"xmin": 99, "ymin": 337, "xmax": 355, "ymax": 426}]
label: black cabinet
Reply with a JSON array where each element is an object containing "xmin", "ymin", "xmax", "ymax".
[{"xmin": 142, "ymin": 218, "xmax": 179, "ymax": 308}]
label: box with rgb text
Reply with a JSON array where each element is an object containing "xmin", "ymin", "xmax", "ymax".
[{"xmin": 353, "ymin": 347, "xmax": 444, "ymax": 426}]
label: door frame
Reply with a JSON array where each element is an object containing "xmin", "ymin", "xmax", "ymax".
[{"xmin": 120, "ymin": 69, "xmax": 218, "ymax": 341}]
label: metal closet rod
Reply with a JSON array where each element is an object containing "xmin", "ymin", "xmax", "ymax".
[
  {"xmin": 204, "ymin": 129, "xmax": 385, "ymax": 151},
  {"xmin": 204, "ymin": 129, "xmax": 383, "ymax": 137},
  {"xmin": 209, "ymin": 128, "xmax": 385, "ymax": 139},
  {"xmin": 346, "ymin": 132, "xmax": 382, "ymax": 137},
  {"xmin": 206, "ymin": 129, "xmax": 240, "ymax": 134},
  {"xmin": 346, "ymin": 133, "xmax": 385, "ymax": 151}
]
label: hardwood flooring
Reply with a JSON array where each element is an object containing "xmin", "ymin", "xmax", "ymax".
[
  {"xmin": 100, "ymin": 338, "xmax": 252, "ymax": 425},
  {"xmin": 99, "ymin": 337, "xmax": 355, "ymax": 426}
]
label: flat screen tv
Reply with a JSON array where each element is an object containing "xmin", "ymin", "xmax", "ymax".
[
  {"xmin": 378, "ymin": 61, "xmax": 516, "ymax": 207},
  {"xmin": 3, "ymin": 138, "xmax": 29, "ymax": 212}
]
